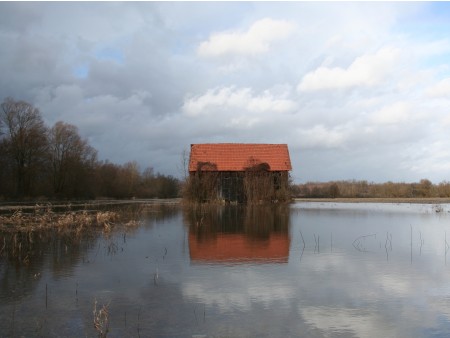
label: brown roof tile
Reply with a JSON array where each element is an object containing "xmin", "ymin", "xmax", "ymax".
[{"xmin": 189, "ymin": 143, "xmax": 292, "ymax": 172}]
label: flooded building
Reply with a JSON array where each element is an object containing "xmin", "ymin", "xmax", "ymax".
[{"xmin": 186, "ymin": 143, "xmax": 292, "ymax": 203}]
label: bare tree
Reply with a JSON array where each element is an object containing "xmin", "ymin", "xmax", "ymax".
[
  {"xmin": 49, "ymin": 121, "xmax": 97, "ymax": 196},
  {"xmin": 0, "ymin": 97, "xmax": 48, "ymax": 197},
  {"xmin": 120, "ymin": 161, "xmax": 140, "ymax": 197}
]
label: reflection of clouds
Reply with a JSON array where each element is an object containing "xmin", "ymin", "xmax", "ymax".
[
  {"xmin": 182, "ymin": 269, "xmax": 294, "ymax": 311},
  {"xmin": 183, "ymin": 282, "xmax": 251, "ymax": 310},
  {"xmin": 297, "ymin": 255, "xmax": 414, "ymax": 299},
  {"xmin": 300, "ymin": 307, "xmax": 392, "ymax": 338},
  {"xmin": 377, "ymin": 274, "xmax": 413, "ymax": 297},
  {"xmin": 248, "ymin": 284, "xmax": 294, "ymax": 306},
  {"xmin": 299, "ymin": 300, "xmax": 444, "ymax": 338},
  {"xmin": 429, "ymin": 297, "xmax": 450, "ymax": 323},
  {"xmin": 286, "ymin": 206, "xmax": 450, "ymax": 336}
]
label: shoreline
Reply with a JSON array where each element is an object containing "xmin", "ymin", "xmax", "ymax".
[
  {"xmin": 1, "ymin": 197, "xmax": 450, "ymax": 211},
  {"xmin": 293, "ymin": 197, "xmax": 450, "ymax": 204},
  {"xmin": 0, "ymin": 198, "xmax": 181, "ymax": 211}
]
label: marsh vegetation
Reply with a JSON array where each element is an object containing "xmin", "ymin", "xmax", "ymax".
[
  {"xmin": 293, "ymin": 179, "xmax": 450, "ymax": 199},
  {"xmin": 183, "ymin": 163, "xmax": 290, "ymax": 204}
]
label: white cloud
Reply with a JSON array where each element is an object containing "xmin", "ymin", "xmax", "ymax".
[
  {"xmin": 408, "ymin": 140, "xmax": 450, "ymax": 176},
  {"xmin": 413, "ymin": 39, "xmax": 450, "ymax": 59},
  {"xmin": 426, "ymin": 78, "xmax": 450, "ymax": 98},
  {"xmin": 369, "ymin": 101, "xmax": 411, "ymax": 125},
  {"xmin": 297, "ymin": 124, "xmax": 349, "ymax": 149},
  {"xmin": 182, "ymin": 86, "xmax": 297, "ymax": 117},
  {"xmin": 197, "ymin": 18, "xmax": 295, "ymax": 58},
  {"xmin": 298, "ymin": 47, "xmax": 400, "ymax": 91}
]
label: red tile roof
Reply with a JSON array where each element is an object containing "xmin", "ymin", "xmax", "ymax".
[{"xmin": 189, "ymin": 143, "xmax": 292, "ymax": 172}]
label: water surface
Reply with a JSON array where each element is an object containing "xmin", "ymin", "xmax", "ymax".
[{"xmin": 1, "ymin": 202, "xmax": 450, "ymax": 337}]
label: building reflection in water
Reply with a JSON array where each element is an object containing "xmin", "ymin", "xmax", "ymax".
[{"xmin": 184, "ymin": 204, "xmax": 290, "ymax": 264}]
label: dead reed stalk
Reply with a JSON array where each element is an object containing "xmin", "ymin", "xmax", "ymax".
[
  {"xmin": 93, "ymin": 299, "xmax": 109, "ymax": 338},
  {"xmin": 0, "ymin": 207, "xmax": 120, "ymax": 232}
]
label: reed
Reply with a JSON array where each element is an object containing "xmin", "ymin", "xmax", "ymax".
[
  {"xmin": 0, "ymin": 203, "xmax": 171, "ymax": 266},
  {"xmin": 93, "ymin": 299, "xmax": 109, "ymax": 338},
  {"xmin": 0, "ymin": 206, "xmax": 121, "ymax": 232},
  {"xmin": 137, "ymin": 306, "xmax": 141, "ymax": 338},
  {"xmin": 352, "ymin": 233, "xmax": 377, "ymax": 252}
]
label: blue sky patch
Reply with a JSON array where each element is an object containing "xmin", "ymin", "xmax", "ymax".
[
  {"xmin": 73, "ymin": 64, "xmax": 89, "ymax": 79},
  {"xmin": 95, "ymin": 48, "xmax": 124, "ymax": 64}
]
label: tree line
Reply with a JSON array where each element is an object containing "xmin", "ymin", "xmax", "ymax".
[
  {"xmin": 292, "ymin": 179, "xmax": 450, "ymax": 199},
  {"xmin": 0, "ymin": 97, "xmax": 179, "ymax": 200}
]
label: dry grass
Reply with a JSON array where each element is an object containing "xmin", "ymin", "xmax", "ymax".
[{"xmin": 0, "ymin": 204, "xmax": 130, "ymax": 232}]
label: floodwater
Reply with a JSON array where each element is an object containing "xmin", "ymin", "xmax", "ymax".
[{"xmin": 1, "ymin": 202, "xmax": 450, "ymax": 337}]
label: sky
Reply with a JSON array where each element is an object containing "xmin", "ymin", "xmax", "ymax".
[{"xmin": 1, "ymin": 2, "xmax": 450, "ymax": 184}]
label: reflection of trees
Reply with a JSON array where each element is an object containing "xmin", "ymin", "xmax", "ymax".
[
  {"xmin": 0, "ymin": 229, "xmax": 97, "ymax": 303},
  {"xmin": 242, "ymin": 204, "xmax": 290, "ymax": 239},
  {"xmin": 184, "ymin": 204, "xmax": 290, "ymax": 239},
  {"xmin": 0, "ymin": 204, "xmax": 181, "ymax": 304},
  {"xmin": 141, "ymin": 204, "xmax": 180, "ymax": 223}
]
